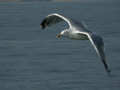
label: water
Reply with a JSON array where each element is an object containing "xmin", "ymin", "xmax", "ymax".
[{"xmin": 0, "ymin": 1, "xmax": 120, "ymax": 90}]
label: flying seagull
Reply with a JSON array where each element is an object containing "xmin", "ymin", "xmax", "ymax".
[{"xmin": 40, "ymin": 13, "xmax": 111, "ymax": 73}]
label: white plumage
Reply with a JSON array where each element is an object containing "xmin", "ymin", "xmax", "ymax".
[{"xmin": 40, "ymin": 13, "xmax": 111, "ymax": 74}]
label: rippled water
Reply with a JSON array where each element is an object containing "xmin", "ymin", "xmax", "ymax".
[{"xmin": 0, "ymin": 1, "xmax": 120, "ymax": 90}]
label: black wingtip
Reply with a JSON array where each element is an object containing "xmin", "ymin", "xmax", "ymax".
[
  {"xmin": 40, "ymin": 23, "xmax": 44, "ymax": 29},
  {"xmin": 40, "ymin": 18, "xmax": 48, "ymax": 29},
  {"xmin": 107, "ymin": 69, "xmax": 111, "ymax": 73},
  {"xmin": 106, "ymin": 68, "xmax": 111, "ymax": 76},
  {"xmin": 40, "ymin": 21, "xmax": 46, "ymax": 29}
]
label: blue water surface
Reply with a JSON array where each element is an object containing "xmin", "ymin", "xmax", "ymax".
[{"xmin": 0, "ymin": 1, "xmax": 120, "ymax": 90}]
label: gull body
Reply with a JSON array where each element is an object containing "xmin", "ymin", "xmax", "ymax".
[
  {"xmin": 40, "ymin": 13, "xmax": 111, "ymax": 74},
  {"xmin": 60, "ymin": 28, "xmax": 89, "ymax": 40}
]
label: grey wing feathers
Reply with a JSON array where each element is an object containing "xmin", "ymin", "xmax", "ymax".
[
  {"xmin": 40, "ymin": 13, "xmax": 90, "ymax": 33},
  {"xmin": 67, "ymin": 19, "xmax": 91, "ymax": 33},
  {"xmin": 70, "ymin": 19, "xmax": 87, "ymax": 30},
  {"xmin": 40, "ymin": 15, "xmax": 63, "ymax": 29},
  {"xmin": 88, "ymin": 33, "xmax": 111, "ymax": 73}
]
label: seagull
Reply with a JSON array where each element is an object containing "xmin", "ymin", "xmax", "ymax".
[{"xmin": 40, "ymin": 13, "xmax": 111, "ymax": 73}]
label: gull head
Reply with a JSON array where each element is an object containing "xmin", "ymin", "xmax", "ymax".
[{"xmin": 56, "ymin": 29, "xmax": 69, "ymax": 38}]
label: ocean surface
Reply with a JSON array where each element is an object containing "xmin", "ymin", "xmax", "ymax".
[{"xmin": 0, "ymin": 1, "xmax": 120, "ymax": 90}]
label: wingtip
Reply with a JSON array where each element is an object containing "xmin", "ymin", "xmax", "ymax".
[
  {"xmin": 106, "ymin": 68, "xmax": 111, "ymax": 76},
  {"xmin": 40, "ymin": 21, "xmax": 46, "ymax": 29},
  {"xmin": 40, "ymin": 23, "xmax": 44, "ymax": 29},
  {"xmin": 107, "ymin": 69, "xmax": 111, "ymax": 73}
]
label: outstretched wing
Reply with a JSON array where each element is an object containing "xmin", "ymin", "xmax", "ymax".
[
  {"xmin": 40, "ymin": 13, "xmax": 72, "ymax": 29},
  {"xmin": 87, "ymin": 33, "xmax": 111, "ymax": 73},
  {"xmin": 40, "ymin": 13, "xmax": 90, "ymax": 33}
]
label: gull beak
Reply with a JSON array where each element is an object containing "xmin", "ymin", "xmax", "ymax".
[{"xmin": 56, "ymin": 33, "xmax": 61, "ymax": 38}]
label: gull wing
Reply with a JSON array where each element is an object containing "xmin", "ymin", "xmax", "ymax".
[
  {"xmin": 69, "ymin": 19, "xmax": 91, "ymax": 32},
  {"xmin": 40, "ymin": 13, "xmax": 91, "ymax": 33},
  {"xmin": 87, "ymin": 33, "xmax": 111, "ymax": 73},
  {"xmin": 40, "ymin": 13, "xmax": 72, "ymax": 29}
]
